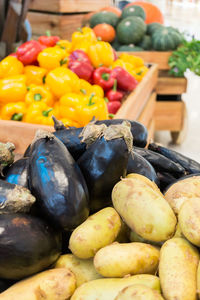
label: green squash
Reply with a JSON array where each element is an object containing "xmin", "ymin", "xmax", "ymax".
[
  {"xmin": 117, "ymin": 16, "xmax": 146, "ymax": 45},
  {"xmin": 118, "ymin": 44, "xmax": 144, "ymax": 52},
  {"xmin": 138, "ymin": 35, "xmax": 152, "ymax": 50},
  {"xmin": 147, "ymin": 22, "xmax": 164, "ymax": 36},
  {"xmin": 152, "ymin": 27, "xmax": 183, "ymax": 51},
  {"xmin": 121, "ymin": 5, "xmax": 146, "ymax": 20},
  {"xmin": 90, "ymin": 11, "xmax": 119, "ymax": 28}
]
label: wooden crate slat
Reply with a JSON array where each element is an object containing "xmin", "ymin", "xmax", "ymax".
[
  {"xmin": 115, "ymin": 64, "xmax": 158, "ymax": 120},
  {"xmin": 155, "ymin": 101, "xmax": 185, "ymax": 131},
  {"xmin": 147, "ymin": 119, "xmax": 155, "ymax": 142},
  {"xmin": 156, "ymin": 71, "xmax": 187, "ymax": 95},
  {"xmin": 138, "ymin": 92, "xmax": 156, "ymax": 127}
]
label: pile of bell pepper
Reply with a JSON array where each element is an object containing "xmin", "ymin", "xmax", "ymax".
[{"xmin": 0, "ymin": 27, "xmax": 148, "ymax": 127}]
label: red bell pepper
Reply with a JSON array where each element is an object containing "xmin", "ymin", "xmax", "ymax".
[
  {"xmin": 107, "ymin": 101, "xmax": 121, "ymax": 114},
  {"xmin": 38, "ymin": 31, "xmax": 60, "ymax": 47},
  {"xmin": 105, "ymin": 79, "xmax": 124, "ymax": 102},
  {"xmin": 16, "ymin": 40, "xmax": 43, "ymax": 65},
  {"xmin": 69, "ymin": 50, "xmax": 91, "ymax": 65},
  {"xmin": 93, "ymin": 67, "xmax": 115, "ymax": 90},
  {"xmin": 111, "ymin": 67, "xmax": 138, "ymax": 91},
  {"xmin": 69, "ymin": 60, "xmax": 94, "ymax": 81}
]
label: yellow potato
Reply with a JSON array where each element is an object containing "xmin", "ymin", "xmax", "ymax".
[
  {"xmin": 179, "ymin": 197, "xmax": 200, "ymax": 246},
  {"xmin": 112, "ymin": 178, "xmax": 177, "ymax": 242},
  {"xmin": 94, "ymin": 242, "xmax": 159, "ymax": 277},
  {"xmin": 126, "ymin": 173, "xmax": 162, "ymax": 195},
  {"xmin": 129, "ymin": 230, "xmax": 147, "ymax": 243},
  {"xmin": 54, "ymin": 254, "xmax": 102, "ymax": 287},
  {"xmin": 0, "ymin": 268, "xmax": 76, "ymax": 300},
  {"xmin": 69, "ymin": 207, "xmax": 121, "ymax": 259},
  {"xmin": 159, "ymin": 237, "xmax": 199, "ymax": 300},
  {"xmin": 164, "ymin": 176, "xmax": 200, "ymax": 214},
  {"xmin": 71, "ymin": 274, "xmax": 161, "ymax": 300},
  {"xmin": 114, "ymin": 284, "xmax": 164, "ymax": 300}
]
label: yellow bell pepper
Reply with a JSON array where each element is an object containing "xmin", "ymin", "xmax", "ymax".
[
  {"xmin": 24, "ymin": 65, "xmax": 47, "ymax": 86},
  {"xmin": 56, "ymin": 40, "xmax": 72, "ymax": 52},
  {"xmin": 0, "ymin": 75, "xmax": 27, "ymax": 104},
  {"xmin": 112, "ymin": 59, "xmax": 134, "ymax": 74},
  {"xmin": 0, "ymin": 102, "xmax": 26, "ymax": 121},
  {"xmin": 0, "ymin": 56, "xmax": 24, "ymax": 79},
  {"xmin": 24, "ymin": 102, "xmax": 55, "ymax": 125},
  {"xmin": 71, "ymin": 27, "xmax": 97, "ymax": 52},
  {"xmin": 37, "ymin": 46, "xmax": 69, "ymax": 71},
  {"xmin": 25, "ymin": 85, "xmax": 54, "ymax": 106},
  {"xmin": 78, "ymin": 80, "xmax": 104, "ymax": 98},
  {"xmin": 119, "ymin": 53, "xmax": 144, "ymax": 68},
  {"xmin": 46, "ymin": 67, "xmax": 80, "ymax": 98},
  {"xmin": 130, "ymin": 66, "xmax": 149, "ymax": 82},
  {"xmin": 58, "ymin": 93, "xmax": 83, "ymax": 121},
  {"xmin": 88, "ymin": 41, "xmax": 115, "ymax": 68},
  {"xmin": 91, "ymin": 85, "xmax": 104, "ymax": 98},
  {"xmin": 60, "ymin": 118, "xmax": 82, "ymax": 128}
]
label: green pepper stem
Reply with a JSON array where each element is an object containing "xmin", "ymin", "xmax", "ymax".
[
  {"xmin": 77, "ymin": 27, "xmax": 82, "ymax": 33},
  {"xmin": 113, "ymin": 79, "xmax": 117, "ymax": 91},
  {"xmin": 109, "ymin": 113, "xmax": 115, "ymax": 119},
  {"xmin": 42, "ymin": 76, "xmax": 46, "ymax": 84},
  {"xmin": 80, "ymin": 88, "xmax": 87, "ymax": 95},
  {"xmin": 11, "ymin": 113, "xmax": 23, "ymax": 121},
  {"xmin": 104, "ymin": 97, "xmax": 109, "ymax": 103},
  {"xmin": 34, "ymin": 93, "xmax": 42, "ymax": 101},
  {"xmin": 60, "ymin": 57, "xmax": 68, "ymax": 66},
  {"xmin": 88, "ymin": 94, "xmax": 95, "ymax": 106},
  {"xmin": 46, "ymin": 30, "xmax": 51, "ymax": 37},
  {"xmin": 42, "ymin": 108, "xmax": 53, "ymax": 117},
  {"xmin": 101, "ymin": 73, "xmax": 110, "ymax": 81}
]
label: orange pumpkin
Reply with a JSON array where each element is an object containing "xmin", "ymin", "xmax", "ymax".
[
  {"xmin": 93, "ymin": 24, "xmax": 116, "ymax": 43},
  {"xmin": 125, "ymin": 1, "xmax": 164, "ymax": 24},
  {"xmin": 100, "ymin": 6, "xmax": 122, "ymax": 17}
]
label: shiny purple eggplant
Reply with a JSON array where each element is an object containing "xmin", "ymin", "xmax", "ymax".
[{"xmin": 5, "ymin": 158, "xmax": 29, "ymax": 188}]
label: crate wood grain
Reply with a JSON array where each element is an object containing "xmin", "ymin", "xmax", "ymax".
[
  {"xmin": 156, "ymin": 71, "xmax": 187, "ymax": 95},
  {"xmin": 0, "ymin": 64, "xmax": 158, "ymax": 154},
  {"xmin": 147, "ymin": 119, "xmax": 155, "ymax": 142},
  {"xmin": 155, "ymin": 101, "xmax": 185, "ymax": 131}
]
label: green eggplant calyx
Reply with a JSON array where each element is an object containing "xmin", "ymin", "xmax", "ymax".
[
  {"xmin": 34, "ymin": 93, "xmax": 42, "ymax": 101},
  {"xmin": 11, "ymin": 113, "xmax": 23, "ymax": 121},
  {"xmin": 42, "ymin": 108, "xmax": 53, "ymax": 117}
]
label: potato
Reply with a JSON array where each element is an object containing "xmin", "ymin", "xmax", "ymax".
[
  {"xmin": 126, "ymin": 173, "xmax": 162, "ymax": 195},
  {"xmin": 159, "ymin": 237, "xmax": 199, "ymax": 300},
  {"xmin": 0, "ymin": 268, "xmax": 76, "ymax": 300},
  {"xmin": 115, "ymin": 220, "xmax": 130, "ymax": 243},
  {"xmin": 94, "ymin": 242, "xmax": 159, "ymax": 277},
  {"xmin": 173, "ymin": 222, "xmax": 183, "ymax": 238},
  {"xmin": 178, "ymin": 197, "xmax": 200, "ymax": 246},
  {"xmin": 69, "ymin": 207, "xmax": 121, "ymax": 259},
  {"xmin": 54, "ymin": 254, "xmax": 102, "ymax": 287},
  {"xmin": 114, "ymin": 284, "xmax": 164, "ymax": 300},
  {"xmin": 112, "ymin": 178, "xmax": 177, "ymax": 242},
  {"xmin": 164, "ymin": 176, "xmax": 200, "ymax": 214},
  {"xmin": 197, "ymin": 261, "xmax": 200, "ymax": 299},
  {"xmin": 71, "ymin": 274, "xmax": 161, "ymax": 300}
]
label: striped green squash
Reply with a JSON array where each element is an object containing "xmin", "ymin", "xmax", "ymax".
[
  {"xmin": 147, "ymin": 22, "xmax": 164, "ymax": 36},
  {"xmin": 152, "ymin": 27, "xmax": 183, "ymax": 51},
  {"xmin": 121, "ymin": 5, "xmax": 146, "ymax": 21},
  {"xmin": 138, "ymin": 35, "xmax": 152, "ymax": 50}
]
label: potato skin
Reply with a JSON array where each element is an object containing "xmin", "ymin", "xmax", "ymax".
[
  {"xmin": 164, "ymin": 176, "xmax": 200, "ymax": 214},
  {"xmin": 114, "ymin": 284, "xmax": 164, "ymax": 300},
  {"xmin": 179, "ymin": 198, "xmax": 200, "ymax": 246},
  {"xmin": 54, "ymin": 254, "xmax": 102, "ymax": 287},
  {"xmin": 71, "ymin": 274, "xmax": 161, "ymax": 300},
  {"xmin": 94, "ymin": 242, "xmax": 159, "ymax": 277},
  {"xmin": 112, "ymin": 178, "xmax": 177, "ymax": 242},
  {"xmin": 69, "ymin": 207, "xmax": 121, "ymax": 259},
  {"xmin": 126, "ymin": 173, "xmax": 162, "ymax": 195},
  {"xmin": 159, "ymin": 237, "xmax": 199, "ymax": 300},
  {"xmin": 0, "ymin": 268, "xmax": 76, "ymax": 300}
]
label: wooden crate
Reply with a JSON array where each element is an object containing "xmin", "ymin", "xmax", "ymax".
[{"xmin": 0, "ymin": 64, "xmax": 158, "ymax": 154}]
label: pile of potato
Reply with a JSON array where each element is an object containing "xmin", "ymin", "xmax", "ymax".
[{"xmin": 2, "ymin": 173, "xmax": 200, "ymax": 300}]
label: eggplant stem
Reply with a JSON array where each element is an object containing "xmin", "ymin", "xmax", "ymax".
[{"xmin": 52, "ymin": 116, "xmax": 66, "ymax": 131}]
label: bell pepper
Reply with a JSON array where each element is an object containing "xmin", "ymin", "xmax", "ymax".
[
  {"xmin": 112, "ymin": 59, "xmax": 133, "ymax": 74},
  {"xmin": 60, "ymin": 118, "xmax": 81, "ymax": 128},
  {"xmin": 24, "ymin": 65, "xmax": 47, "ymax": 86},
  {"xmin": 0, "ymin": 75, "xmax": 27, "ymax": 104},
  {"xmin": 71, "ymin": 27, "xmax": 97, "ymax": 52},
  {"xmin": 130, "ymin": 66, "xmax": 149, "ymax": 82},
  {"xmin": 0, "ymin": 102, "xmax": 26, "ymax": 121},
  {"xmin": 24, "ymin": 102, "xmax": 55, "ymax": 125},
  {"xmin": 46, "ymin": 67, "xmax": 80, "ymax": 98},
  {"xmin": 105, "ymin": 79, "xmax": 123, "ymax": 102},
  {"xmin": 0, "ymin": 56, "xmax": 24, "ymax": 79},
  {"xmin": 107, "ymin": 101, "xmax": 121, "ymax": 114},
  {"xmin": 56, "ymin": 40, "xmax": 72, "ymax": 52},
  {"xmin": 69, "ymin": 60, "xmax": 93, "ymax": 81},
  {"xmin": 38, "ymin": 31, "xmax": 60, "ymax": 47},
  {"xmin": 111, "ymin": 67, "xmax": 138, "ymax": 91},
  {"xmin": 119, "ymin": 53, "xmax": 144, "ymax": 68},
  {"xmin": 88, "ymin": 41, "xmax": 114, "ymax": 68},
  {"xmin": 16, "ymin": 40, "xmax": 43, "ymax": 65},
  {"xmin": 37, "ymin": 46, "xmax": 69, "ymax": 71},
  {"xmin": 69, "ymin": 50, "xmax": 91, "ymax": 65},
  {"xmin": 58, "ymin": 93, "xmax": 83, "ymax": 121},
  {"xmin": 25, "ymin": 85, "xmax": 54, "ymax": 107},
  {"xmin": 93, "ymin": 67, "xmax": 115, "ymax": 90},
  {"xmin": 91, "ymin": 85, "xmax": 104, "ymax": 98},
  {"xmin": 79, "ymin": 79, "xmax": 92, "ymax": 96}
]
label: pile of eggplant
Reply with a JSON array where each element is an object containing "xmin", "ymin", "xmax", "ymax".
[{"xmin": 0, "ymin": 117, "xmax": 200, "ymax": 292}]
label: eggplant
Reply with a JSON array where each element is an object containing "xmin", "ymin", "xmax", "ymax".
[
  {"xmin": 148, "ymin": 142, "xmax": 200, "ymax": 174},
  {"xmin": 95, "ymin": 119, "xmax": 148, "ymax": 147},
  {"xmin": 127, "ymin": 152, "xmax": 159, "ymax": 185},
  {"xmin": 23, "ymin": 144, "xmax": 31, "ymax": 157},
  {"xmin": 156, "ymin": 171, "xmax": 177, "ymax": 192},
  {"xmin": 5, "ymin": 158, "xmax": 29, "ymax": 188},
  {"xmin": 0, "ymin": 214, "xmax": 61, "ymax": 280},
  {"xmin": 29, "ymin": 130, "xmax": 89, "ymax": 230},
  {"xmin": 77, "ymin": 121, "xmax": 133, "ymax": 212},
  {"xmin": 0, "ymin": 279, "xmax": 16, "ymax": 293},
  {"xmin": 134, "ymin": 147, "xmax": 185, "ymax": 177},
  {"xmin": 0, "ymin": 180, "xmax": 35, "ymax": 214},
  {"xmin": 0, "ymin": 142, "xmax": 15, "ymax": 175}
]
